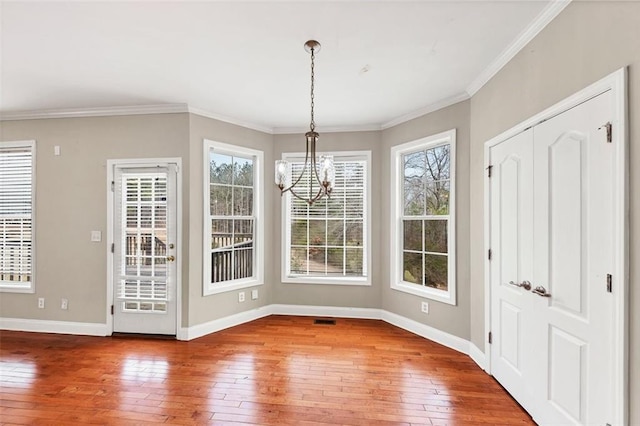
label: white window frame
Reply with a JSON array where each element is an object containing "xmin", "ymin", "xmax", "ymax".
[
  {"xmin": 203, "ymin": 140, "xmax": 264, "ymax": 296},
  {"xmin": 390, "ymin": 130, "xmax": 456, "ymax": 305},
  {"xmin": 0, "ymin": 140, "xmax": 36, "ymax": 293},
  {"xmin": 281, "ymin": 150, "xmax": 371, "ymax": 286}
]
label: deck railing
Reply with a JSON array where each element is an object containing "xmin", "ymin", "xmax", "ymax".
[{"xmin": 211, "ymin": 240, "xmax": 253, "ymax": 283}]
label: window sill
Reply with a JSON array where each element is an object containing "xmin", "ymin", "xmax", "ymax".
[
  {"xmin": 0, "ymin": 283, "xmax": 35, "ymax": 294},
  {"xmin": 203, "ymin": 278, "xmax": 263, "ymax": 296},
  {"xmin": 391, "ymin": 281, "xmax": 456, "ymax": 305},
  {"xmin": 282, "ymin": 276, "xmax": 371, "ymax": 286}
]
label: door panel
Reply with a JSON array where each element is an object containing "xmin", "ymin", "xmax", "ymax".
[
  {"xmin": 489, "ymin": 129, "xmax": 534, "ymax": 408},
  {"xmin": 113, "ymin": 165, "xmax": 177, "ymax": 335},
  {"xmin": 532, "ymin": 90, "xmax": 614, "ymax": 425}
]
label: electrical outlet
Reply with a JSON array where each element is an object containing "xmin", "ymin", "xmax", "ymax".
[
  {"xmin": 61, "ymin": 298, "xmax": 68, "ymax": 310},
  {"xmin": 238, "ymin": 292, "xmax": 245, "ymax": 303},
  {"xmin": 421, "ymin": 301, "xmax": 429, "ymax": 314},
  {"xmin": 38, "ymin": 297, "xmax": 45, "ymax": 309},
  {"xmin": 251, "ymin": 289, "xmax": 258, "ymax": 300}
]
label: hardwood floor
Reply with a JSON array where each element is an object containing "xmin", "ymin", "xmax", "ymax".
[{"xmin": 0, "ymin": 315, "xmax": 534, "ymax": 425}]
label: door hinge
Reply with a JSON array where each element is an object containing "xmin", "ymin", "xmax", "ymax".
[
  {"xmin": 599, "ymin": 121, "xmax": 612, "ymax": 143},
  {"xmin": 111, "ymin": 243, "xmax": 114, "ymax": 253},
  {"xmin": 488, "ymin": 331, "xmax": 493, "ymax": 344},
  {"xmin": 486, "ymin": 165, "xmax": 493, "ymax": 178},
  {"xmin": 488, "ymin": 249, "xmax": 492, "ymax": 261},
  {"xmin": 110, "ymin": 305, "xmax": 114, "ymax": 315},
  {"xmin": 607, "ymin": 274, "xmax": 612, "ymax": 293},
  {"xmin": 111, "ymin": 180, "xmax": 115, "ymax": 192}
]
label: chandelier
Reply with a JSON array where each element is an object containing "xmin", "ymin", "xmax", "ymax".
[{"xmin": 275, "ymin": 40, "xmax": 335, "ymax": 205}]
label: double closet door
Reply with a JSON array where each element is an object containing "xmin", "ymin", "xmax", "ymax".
[{"xmin": 489, "ymin": 91, "xmax": 614, "ymax": 425}]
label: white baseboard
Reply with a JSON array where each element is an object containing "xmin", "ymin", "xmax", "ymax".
[
  {"xmin": 469, "ymin": 342, "xmax": 487, "ymax": 371},
  {"xmin": 270, "ymin": 304, "xmax": 382, "ymax": 319},
  {"xmin": 381, "ymin": 310, "xmax": 470, "ymax": 355},
  {"xmin": 181, "ymin": 305, "xmax": 273, "ymax": 341},
  {"xmin": 0, "ymin": 317, "xmax": 108, "ymax": 336}
]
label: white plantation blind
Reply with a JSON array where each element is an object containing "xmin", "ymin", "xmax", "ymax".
[
  {"xmin": 114, "ymin": 169, "xmax": 170, "ymax": 304},
  {"xmin": 286, "ymin": 155, "xmax": 368, "ymax": 279},
  {"xmin": 0, "ymin": 142, "xmax": 35, "ymax": 289}
]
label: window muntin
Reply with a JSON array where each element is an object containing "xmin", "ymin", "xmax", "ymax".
[
  {"xmin": 391, "ymin": 131, "xmax": 456, "ymax": 304},
  {"xmin": 203, "ymin": 141, "xmax": 263, "ymax": 295},
  {"xmin": 0, "ymin": 141, "xmax": 35, "ymax": 293},
  {"xmin": 283, "ymin": 152, "xmax": 370, "ymax": 284}
]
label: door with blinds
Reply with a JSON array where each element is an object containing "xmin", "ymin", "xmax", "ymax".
[{"xmin": 112, "ymin": 164, "xmax": 177, "ymax": 335}]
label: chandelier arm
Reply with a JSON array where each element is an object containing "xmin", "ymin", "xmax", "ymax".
[{"xmin": 287, "ymin": 185, "xmax": 324, "ymax": 204}]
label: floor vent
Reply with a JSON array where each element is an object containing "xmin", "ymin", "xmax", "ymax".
[
  {"xmin": 314, "ymin": 318, "xmax": 336, "ymax": 325},
  {"xmin": 111, "ymin": 332, "xmax": 176, "ymax": 340}
]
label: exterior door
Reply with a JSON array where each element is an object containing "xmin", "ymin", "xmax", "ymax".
[
  {"xmin": 489, "ymin": 129, "xmax": 535, "ymax": 410},
  {"xmin": 112, "ymin": 165, "xmax": 177, "ymax": 335},
  {"xmin": 489, "ymin": 90, "xmax": 614, "ymax": 424},
  {"xmin": 531, "ymin": 90, "xmax": 613, "ymax": 425}
]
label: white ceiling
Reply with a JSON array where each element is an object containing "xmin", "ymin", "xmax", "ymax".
[{"xmin": 0, "ymin": 1, "xmax": 560, "ymax": 133}]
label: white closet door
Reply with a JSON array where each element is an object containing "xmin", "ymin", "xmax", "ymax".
[
  {"xmin": 531, "ymin": 90, "xmax": 614, "ymax": 425},
  {"xmin": 489, "ymin": 129, "xmax": 536, "ymax": 412}
]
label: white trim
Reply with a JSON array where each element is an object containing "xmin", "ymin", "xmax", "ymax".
[
  {"xmin": 280, "ymin": 151, "xmax": 372, "ymax": 286},
  {"xmin": 483, "ymin": 137, "xmax": 492, "ymax": 375},
  {"xmin": 106, "ymin": 157, "xmax": 183, "ymax": 337},
  {"xmin": 469, "ymin": 343, "xmax": 487, "ymax": 372},
  {"xmin": 389, "ymin": 129, "xmax": 457, "ymax": 305},
  {"xmin": 270, "ymin": 304, "xmax": 380, "ymax": 319},
  {"xmin": 381, "ymin": 310, "xmax": 469, "ymax": 355},
  {"xmin": 0, "ymin": 317, "xmax": 108, "ymax": 336},
  {"xmin": 273, "ymin": 123, "xmax": 382, "ymax": 135},
  {"xmin": 381, "ymin": 93, "xmax": 470, "ymax": 130},
  {"xmin": 188, "ymin": 107, "xmax": 273, "ymax": 135},
  {"xmin": 0, "ymin": 104, "xmax": 189, "ymax": 121},
  {"xmin": 181, "ymin": 305, "xmax": 273, "ymax": 341},
  {"xmin": 466, "ymin": 0, "xmax": 572, "ymax": 96},
  {"xmin": 203, "ymin": 140, "xmax": 265, "ymax": 296},
  {"xmin": 483, "ymin": 67, "xmax": 627, "ymax": 426}
]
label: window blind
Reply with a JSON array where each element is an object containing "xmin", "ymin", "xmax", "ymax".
[
  {"xmin": 0, "ymin": 144, "xmax": 34, "ymax": 285},
  {"xmin": 288, "ymin": 159, "xmax": 366, "ymax": 277}
]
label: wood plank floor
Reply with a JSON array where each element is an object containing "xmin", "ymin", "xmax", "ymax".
[{"xmin": 0, "ymin": 315, "xmax": 534, "ymax": 425}]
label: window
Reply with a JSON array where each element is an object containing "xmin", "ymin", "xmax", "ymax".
[
  {"xmin": 282, "ymin": 151, "xmax": 370, "ymax": 285},
  {"xmin": 390, "ymin": 130, "xmax": 456, "ymax": 304},
  {"xmin": 203, "ymin": 140, "xmax": 263, "ymax": 295},
  {"xmin": 0, "ymin": 141, "xmax": 36, "ymax": 293}
]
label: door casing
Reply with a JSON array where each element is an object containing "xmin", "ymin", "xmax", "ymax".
[
  {"xmin": 106, "ymin": 158, "xmax": 183, "ymax": 339},
  {"xmin": 483, "ymin": 68, "xmax": 628, "ymax": 424}
]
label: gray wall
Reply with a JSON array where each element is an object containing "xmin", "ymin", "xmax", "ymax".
[
  {"xmin": 0, "ymin": 114, "xmax": 190, "ymax": 324},
  {"xmin": 468, "ymin": 1, "xmax": 639, "ymax": 422},
  {"xmin": 186, "ymin": 113, "xmax": 274, "ymax": 327},
  {"xmin": 272, "ymin": 131, "xmax": 383, "ymax": 309},
  {"xmin": 381, "ymin": 100, "xmax": 471, "ymax": 339}
]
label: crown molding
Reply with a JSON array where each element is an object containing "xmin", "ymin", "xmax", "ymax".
[
  {"xmin": 187, "ymin": 107, "xmax": 273, "ymax": 134},
  {"xmin": 273, "ymin": 123, "xmax": 382, "ymax": 135},
  {"xmin": 466, "ymin": 0, "xmax": 572, "ymax": 97},
  {"xmin": 380, "ymin": 92, "xmax": 470, "ymax": 130},
  {"xmin": 0, "ymin": 104, "xmax": 189, "ymax": 121}
]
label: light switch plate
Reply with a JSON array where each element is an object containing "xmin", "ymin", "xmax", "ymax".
[{"xmin": 90, "ymin": 231, "xmax": 102, "ymax": 242}]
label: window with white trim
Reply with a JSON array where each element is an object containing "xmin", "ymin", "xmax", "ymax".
[
  {"xmin": 282, "ymin": 151, "xmax": 370, "ymax": 285},
  {"xmin": 0, "ymin": 141, "xmax": 35, "ymax": 293},
  {"xmin": 203, "ymin": 140, "xmax": 263, "ymax": 295},
  {"xmin": 390, "ymin": 130, "xmax": 456, "ymax": 304}
]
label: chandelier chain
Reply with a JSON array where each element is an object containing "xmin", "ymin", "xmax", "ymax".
[{"xmin": 310, "ymin": 46, "xmax": 315, "ymax": 132}]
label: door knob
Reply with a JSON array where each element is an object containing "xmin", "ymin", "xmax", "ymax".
[
  {"xmin": 166, "ymin": 255, "xmax": 175, "ymax": 262},
  {"xmin": 532, "ymin": 286, "xmax": 551, "ymax": 298},
  {"xmin": 508, "ymin": 280, "xmax": 532, "ymax": 291}
]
